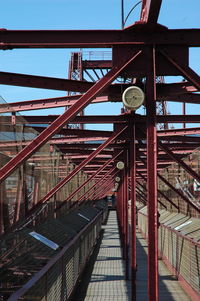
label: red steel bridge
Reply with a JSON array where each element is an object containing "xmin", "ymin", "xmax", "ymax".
[{"xmin": 0, "ymin": 1, "xmax": 200, "ymax": 300}]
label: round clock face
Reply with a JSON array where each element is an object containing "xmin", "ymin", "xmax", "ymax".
[
  {"xmin": 115, "ymin": 176, "xmax": 121, "ymax": 182},
  {"xmin": 122, "ymin": 86, "xmax": 145, "ymax": 110},
  {"xmin": 116, "ymin": 161, "xmax": 125, "ymax": 170}
]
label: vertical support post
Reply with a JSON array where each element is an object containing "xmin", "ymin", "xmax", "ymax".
[
  {"xmin": 121, "ymin": 169, "xmax": 125, "ymax": 259},
  {"xmin": 146, "ymin": 46, "xmax": 158, "ymax": 301},
  {"xmin": 182, "ymin": 102, "xmax": 186, "ymax": 129},
  {"xmin": 130, "ymin": 122, "xmax": 136, "ymax": 300},
  {"xmin": 116, "ymin": 179, "xmax": 123, "ymax": 244},
  {"xmin": 123, "ymin": 151, "xmax": 129, "ymax": 279}
]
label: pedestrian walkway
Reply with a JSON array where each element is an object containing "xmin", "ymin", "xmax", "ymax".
[
  {"xmin": 78, "ymin": 210, "xmax": 131, "ymax": 301},
  {"xmin": 73, "ymin": 211, "xmax": 192, "ymax": 301}
]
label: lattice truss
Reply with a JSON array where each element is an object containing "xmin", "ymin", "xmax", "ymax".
[{"xmin": 0, "ymin": 1, "xmax": 200, "ymax": 300}]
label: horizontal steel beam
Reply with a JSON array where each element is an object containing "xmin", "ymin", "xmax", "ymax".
[
  {"xmin": 30, "ymin": 126, "xmax": 112, "ymax": 138},
  {"xmin": 0, "ymin": 71, "xmax": 93, "ymax": 92},
  {"xmin": 0, "ymin": 95, "xmax": 110, "ymax": 113},
  {"xmin": 1, "ymin": 28, "xmax": 200, "ymax": 48},
  {"xmin": 0, "ymin": 137, "xmax": 108, "ymax": 148},
  {"xmin": 82, "ymin": 60, "xmax": 112, "ymax": 69},
  {"xmin": 158, "ymin": 127, "xmax": 200, "ymax": 136},
  {"xmin": 3, "ymin": 114, "xmax": 198, "ymax": 125},
  {"xmin": 160, "ymin": 93, "xmax": 200, "ymax": 104}
]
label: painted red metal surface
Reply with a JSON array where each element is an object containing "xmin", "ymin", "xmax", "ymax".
[
  {"xmin": 158, "ymin": 127, "xmax": 200, "ymax": 136},
  {"xmin": 79, "ymin": 167, "xmax": 117, "ymax": 202},
  {"xmin": 140, "ymin": 0, "xmax": 162, "ymax": 24},
  {"xmin": 56, "ymin": 151, "xmax": 123, "ymax": 211},
  {"xmin": 129, "ymin": 122, "xmax": 137, "ymax": 300},
  {"xmin": 146, "ymin": 46, "xmax": 158, "ymax": 301},
  {"xmin": 30, "ymin": 125, "xmax": 127, "ymax": 208},
  {"xmin": 1, "ymin": 4, "xmax": 200, "ymax": 299},
  {"xmin": 160, "ymin": 49, "xmax": 200, "ymax": 90},
  {"xmin": 123, "ymin": 151, "xmax": 129, "ymax": 280},
  {"xmin": 0, "ymin": 95, "xmax": 110, "ymax": 113},
  {"xmin": 0, "ymin": 71, "xmax": 92, "ymax": 92},
  {"xmin": 1, "ymin": 28, "xmax": 200, "ymax": 48},
  {"xmin": 0, "ymin": 50, "xmax": 142, "ymax": 182}
]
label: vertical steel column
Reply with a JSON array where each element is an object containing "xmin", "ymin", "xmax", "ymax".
[
  {"xmin": 123, "ymin": 151, "xmax": 129, "ymax": 279},
  {"xmin": 117, "ymin": 179, "xmax": 123, "ymax": 250},
  {"xmin": 121, "ymin": 167, "xmax": 125, "ymax": 259},
  {"xmin": 124, "ymin": 150, "xmax": 130, "ymax": 279},
  {"xmin": 146, "ymin": 46, "xmax": 158, "ymax": 301},
  {"xmin": 130, "ymin": 122, "xmax": 136, "ymax": 300}
]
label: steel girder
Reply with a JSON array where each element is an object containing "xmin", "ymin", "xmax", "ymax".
[
  {"xmin": 55, "ymin": 150, "xmax": 123, "ymax": 211},
  {"xmin": 0, "ymin": 50, "xmax": 142, "ymax": 182},
  {"xmin": 1, "ymin": 28, "xmax": 200, "ymax": 48},
  {"xmin": 79, "ymin": 167, "xmax": 117, "ymax": 203},
  {"xmin": 129, "ymin": 123, "xmax": 137, "ymax": 299},
  {"xmin": 27, "ymin": 125, "xmax": 127, "ymax": 210},
  {"xmin": 0, "ymin": 71, "xmax": 92, "ymax": 92},
  {"xmin": 0, "ymin": 95, "xmax": 110, "ymax": 113},
  {"xmin": 146, "ymin": 46, "xmax": 158, "ymax": 301},
  {"xmin": 140, "ymin": 0, "xmax": 162, "ymax": 24},
  {"xmin": 4, "ymin": 114, "xmax": 199, "ymax": 124},
  {"xmin": 1, "ymin": 2, "xmax": 200, "ymax": 300}
]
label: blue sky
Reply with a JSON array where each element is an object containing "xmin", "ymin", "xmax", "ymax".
[{"xmin": 0, "ymin": 0, "xmax": 200, "ymax": 129}]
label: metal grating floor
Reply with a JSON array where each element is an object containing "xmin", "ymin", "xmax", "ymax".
[
  {"xmin": 83, "ymin": 210, "xmax": 131, "ymax": 301},
  {"xmin": 75, "ymin": 211, "xmax": 193, "ymax": 301}
]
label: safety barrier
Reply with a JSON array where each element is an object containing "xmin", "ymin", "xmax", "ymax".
[
  {"xmin": 0, "ymin": 201, "xmax": 107, "ymax": 300},
  {"xmin": 138, "ymin": 206, "xmax": 200, "ymax": 300}
]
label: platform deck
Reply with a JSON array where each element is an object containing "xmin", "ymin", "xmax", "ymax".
[{"xmin": 75, "ymin": 210, "xmax": 192, "ymax": 301}]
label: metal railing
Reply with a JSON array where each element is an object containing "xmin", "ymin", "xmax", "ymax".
[{"xmin": 138, "ymin": 210, "xmax": 200, "ymax": 297}]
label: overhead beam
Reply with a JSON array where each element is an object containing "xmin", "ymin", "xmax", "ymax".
[
  {"xmin": 157, "ymin": 127, "xmax": 200, "ymax": 136},
  {"xmin": 5, "ymin": 114, "xmax": 198, "ymax": 125},
  {"xmin": 1, "ymin": 28, "xmax": 200, "ymax": 48},
  {"xmin": 0, "ymin": 137, "xmax": 108, "ymax": 148},
  {"xmin": 56, "ymin": 150, "xmax": 122, "ymax": 211},
  {"xmin": 0, "ymin": 71, "xmax": 93, "ymax": 92},
  {"xmin": 40, "ymin": 128, "xmax": 117, "ymax": 205},
  {"xmin": 159, "ymin": 93, "xmax": 200, "ymax": 104},
  {"xmin": 0, "ymin": 95, "xmax": 110, "ymax": 113},
  {"xmin": 30, "ymin": 126, "xmax": 112, "ymax": 138},
  {"xmin": 82, "ymin": 60, "xmax": 112, "ymax": 69},
  {"xmin": 157, "ymin": 82, "xmax": 197, "ymax": 95},
  {"xmin": 0, "ymin": 50, "xmax": 142, "ymax": 182}
]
